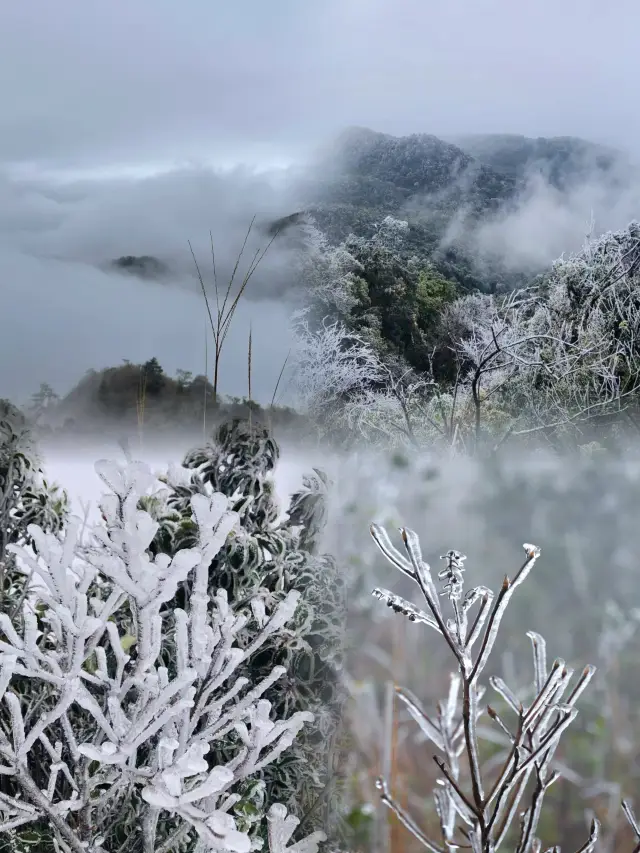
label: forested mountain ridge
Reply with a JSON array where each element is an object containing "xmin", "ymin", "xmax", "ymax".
[
  {"xmin": 288, "ymin": 127, "xmax": 518, "ymax": 291},
  {"xmin": 305, "ymin": 126, "xmax": 517, "ymax": 214},
  {"xmin": 274, "ymin": 126, "xmax": 635, "ymax": 293},
  {"xmin": 449, "ymin": 132, "xmax": 633, "ymax": 190}
]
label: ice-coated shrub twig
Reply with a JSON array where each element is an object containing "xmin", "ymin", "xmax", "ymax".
[
  {"xmin": 370, "ymin": 522, "xmax": 599, "ymax": 853},
  {"xmin": 622, "ymin": 799, "xmax": 640, "ymax": 853},
  {"xmin": 0, "ymin": 458, "xmax": 326, "ymax": 853}
]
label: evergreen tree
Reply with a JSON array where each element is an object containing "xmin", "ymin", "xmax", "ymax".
[{"xmin": 141, "ymin": 357, "xmax": 166, "ymax": 395}]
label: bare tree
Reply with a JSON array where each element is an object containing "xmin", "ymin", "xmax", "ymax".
[
  {"xmin": 440, "ymin": 224, "xmax": 640, "ymax": 452},
  {"xmin": 288, "ymin": 314, "xmax": 388, "ymax": 437}
]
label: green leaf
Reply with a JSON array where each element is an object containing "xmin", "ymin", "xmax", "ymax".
[
  {"xmin": 16, "ymin": 831, "xmax": 43, "ymax": 845},
  {"xmin": 235, "ymin": 802, "xmax": 259, "ymax": 817},
  {"xmin": 120, "ymin": 634, "xmax": 137, "ymax": 652}
]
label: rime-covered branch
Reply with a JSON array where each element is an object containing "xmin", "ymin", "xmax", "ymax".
[
  {"xmin": 370, "ymin": 521, "xmax": 598, "ymax": 853},
  {"xmin": 0, "ymin": 458, "xmax": 326, "ymax": 853}
]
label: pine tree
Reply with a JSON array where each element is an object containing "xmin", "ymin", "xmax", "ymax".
[{"xmin": 142, "ymin": 357, "xmax": 166, "ymax": 395}]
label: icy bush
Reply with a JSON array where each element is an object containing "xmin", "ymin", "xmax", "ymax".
[
  {"xmin": 0, "ymin": 457, "xmax": 326, "ymax": 853},
  {"xmin": 0, "ymin": 400, "xmax": 68, "ymax": 604},
  {"xmin": 139, "ymin": 420, "xmax": 346, "ymax": 841}
]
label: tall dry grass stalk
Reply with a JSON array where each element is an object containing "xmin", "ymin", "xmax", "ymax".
[
  {"xmin": 136, "ymin": 366, "xmax": 147, "ymax": 451},
  {"xmin": 203, "ymin": 318, "xmax": 209, "ymax": 442},
  {"xmin": 248, "ymin": 322, "xmax": 253, "ymax": 429},
  {"xmin": 267, "ymin": 349, "xmax": 291, "ymax": 434},
  {"xmin": 189, "ymin": 217, "xmax": 280, "ymax": 409}
]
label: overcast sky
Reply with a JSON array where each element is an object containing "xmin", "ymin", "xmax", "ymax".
[
  {"xmin": 2, "ymin": 0, "xmax": 640, "ymax": 172},
  {"xmin": 1, "ymin": 0, "xmax": 639, "ymax": 404}
]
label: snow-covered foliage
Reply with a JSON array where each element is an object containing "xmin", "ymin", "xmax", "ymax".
[
  {"xmin": 373, "ymin": 216, "xmax": 410, "ymax": 251},
  {"xmin": 369, "ymin": 521, "xmax": 600, "ymax": 852},
  {"xmin": 137, "ymin": 419, "xmax": 346, "ymax": 841},
  {"xmin": 289, "ymin": 315, "xmax": 388, "ymax": 438},
  {"xmin": 0, "ymin": 455, "xmax": 327, "ymax": 853},
  {"xmin": 437, "ymin": 222, "xmax": 640, "ymax": 451},
  {"xmin": 294, "ymin": 220, "xmax": 362, "ymax": 319},
  {"xmin": 0, "ymin": 400, "xmax": 68, "ymax": 604},
  {"xmin": 291, "ymin": 219, "xmax": 640, "ymax": 454}
]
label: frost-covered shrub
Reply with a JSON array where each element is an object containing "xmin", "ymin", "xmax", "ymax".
[
  {"xmin": 138, "ymin": 420, "xmax": 346, "ymax": 840},
  {"xmin": 436, "ymin": 223, "xmax": 640, "ymax": 451},
  {"xmin": 0, "ymin": 456, "xmax": 327, "ymax": 853},
  {"xmin": 316, "ymin": 444, "xmax": 640, "ymax": 848},
  {"xmin": 0, "ymin": 400, "xmax": 68, "ymax": 605}
]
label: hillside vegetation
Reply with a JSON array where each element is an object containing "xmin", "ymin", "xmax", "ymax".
[
  {"xmin": 276, "ymin": 126, "xmax": 634, "ymax": 294},
  {"xmin": 26, "ymin": 359, "xmax": 308, "ymax": 446},
  {"xmin": 450, "ymin": 132, "xmax": 633, "ymax": 190},
  {"xmin": 14, "ymin": 126, "xmax": 640, "ymax": 454}
]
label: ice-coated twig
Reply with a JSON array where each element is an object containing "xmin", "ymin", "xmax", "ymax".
[
  {"xmin": 370, "ymin": 522, "xmax": 599, "ymax": 853},
  {"xmin": 622, "ymin": 799, "xmax": 640, "ymax": 853}
]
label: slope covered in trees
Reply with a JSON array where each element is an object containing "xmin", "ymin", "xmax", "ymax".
[
  {"xmin": 290, "ymin": 218, "xmax": 640, "ymax": 455},
  {"xmin": 450, "ymin": 133, "xmax": 633, "ymax": 191},
  {"xmin": 276, "ymin": 127, "xmax": 635, "ymax": 295},
  {"xmin": 282, "ymin": 127, "xmax": 517, "ymax": 293}
]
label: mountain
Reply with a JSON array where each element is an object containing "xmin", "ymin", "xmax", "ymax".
[
  {"xmin": 296, "ymin": 126, "xmax": 517, "ymax": 238},
  {"xmin": 277, "ymin": 127, "xmax": 521, "ymax": 291},
  {"xmin": 108, "ymin": 254, "xmax": 171, "ymax": 280},
  {"xmin": 449, "ymin": 133, "xmax": 632, "ymax": 191},
  {"xmin": 274, "ymin": 127, "xmax": 636, "ymax": 293}
]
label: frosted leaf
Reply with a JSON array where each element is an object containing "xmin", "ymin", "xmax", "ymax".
[
  {"xmin": 266, "ymin": 804, "xmax": 326, "ymax": 853},
  {"xmin": 141, "ymin": 788, "xmax": 178, "ymax": 810},
  {"xmin": 251, "ymin": 597, "xmax": 267, "ymax": 628},
  {"xmin": 207, "ymin": 810, "xmax": 237, "ymax": 835},
  {"xmin": 191, "ymin": 493, "xmax": 239, "ymax": 556},
  {"xmin": 234, "ymin": 722, "xmax": 251, "ymax": 746},
  {"xmin": 0, "ymin": 654, "xmax": 18, "ymax": 702},
  {"xmin": 197, "ymin": 817, "xmax": 252, "ymax": 853},
  {"xmin": 77, "ymin": 742, "xmax": 130, "ymax": 765},
  {"xmin": 142, "ymin": 765, "xmax": 233, "ymax": 809},
  {"xmin": 164, "ymin": 461, "xmax": 194, "ymax": 489},
  {"xmin": 157, "ymin": 737, "xmax": 180, "ymax": 770},
  {"xmin": 130, "ymin": 510, "xmax": 160, "ymax": 550},
  {"xmin": 156, "ymin": 549, "xmax": 201, "ymax": 598},
  {"xmin": 164, "ymin": 741, "xmax": 210, "ymax": 781},
  {"xmin": 264, "ymin": 591, "xmax": 301, "ymax": 633},
  {"xmin": 94, "ymin": 459, "xmax": 156, "ymax": 498}
]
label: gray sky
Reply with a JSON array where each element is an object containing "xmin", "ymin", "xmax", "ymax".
[
  {"xmin": 1, "ymin": 0, "xmax": 639, "ymax": 404},
  {"xmin": 2, "ymin": 0, "xmax": 640, "ymax": 171}
]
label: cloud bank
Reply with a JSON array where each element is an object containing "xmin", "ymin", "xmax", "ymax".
[{"xmin": 0, "ymin": 164, "xmax": 304, "ymax": 405}]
